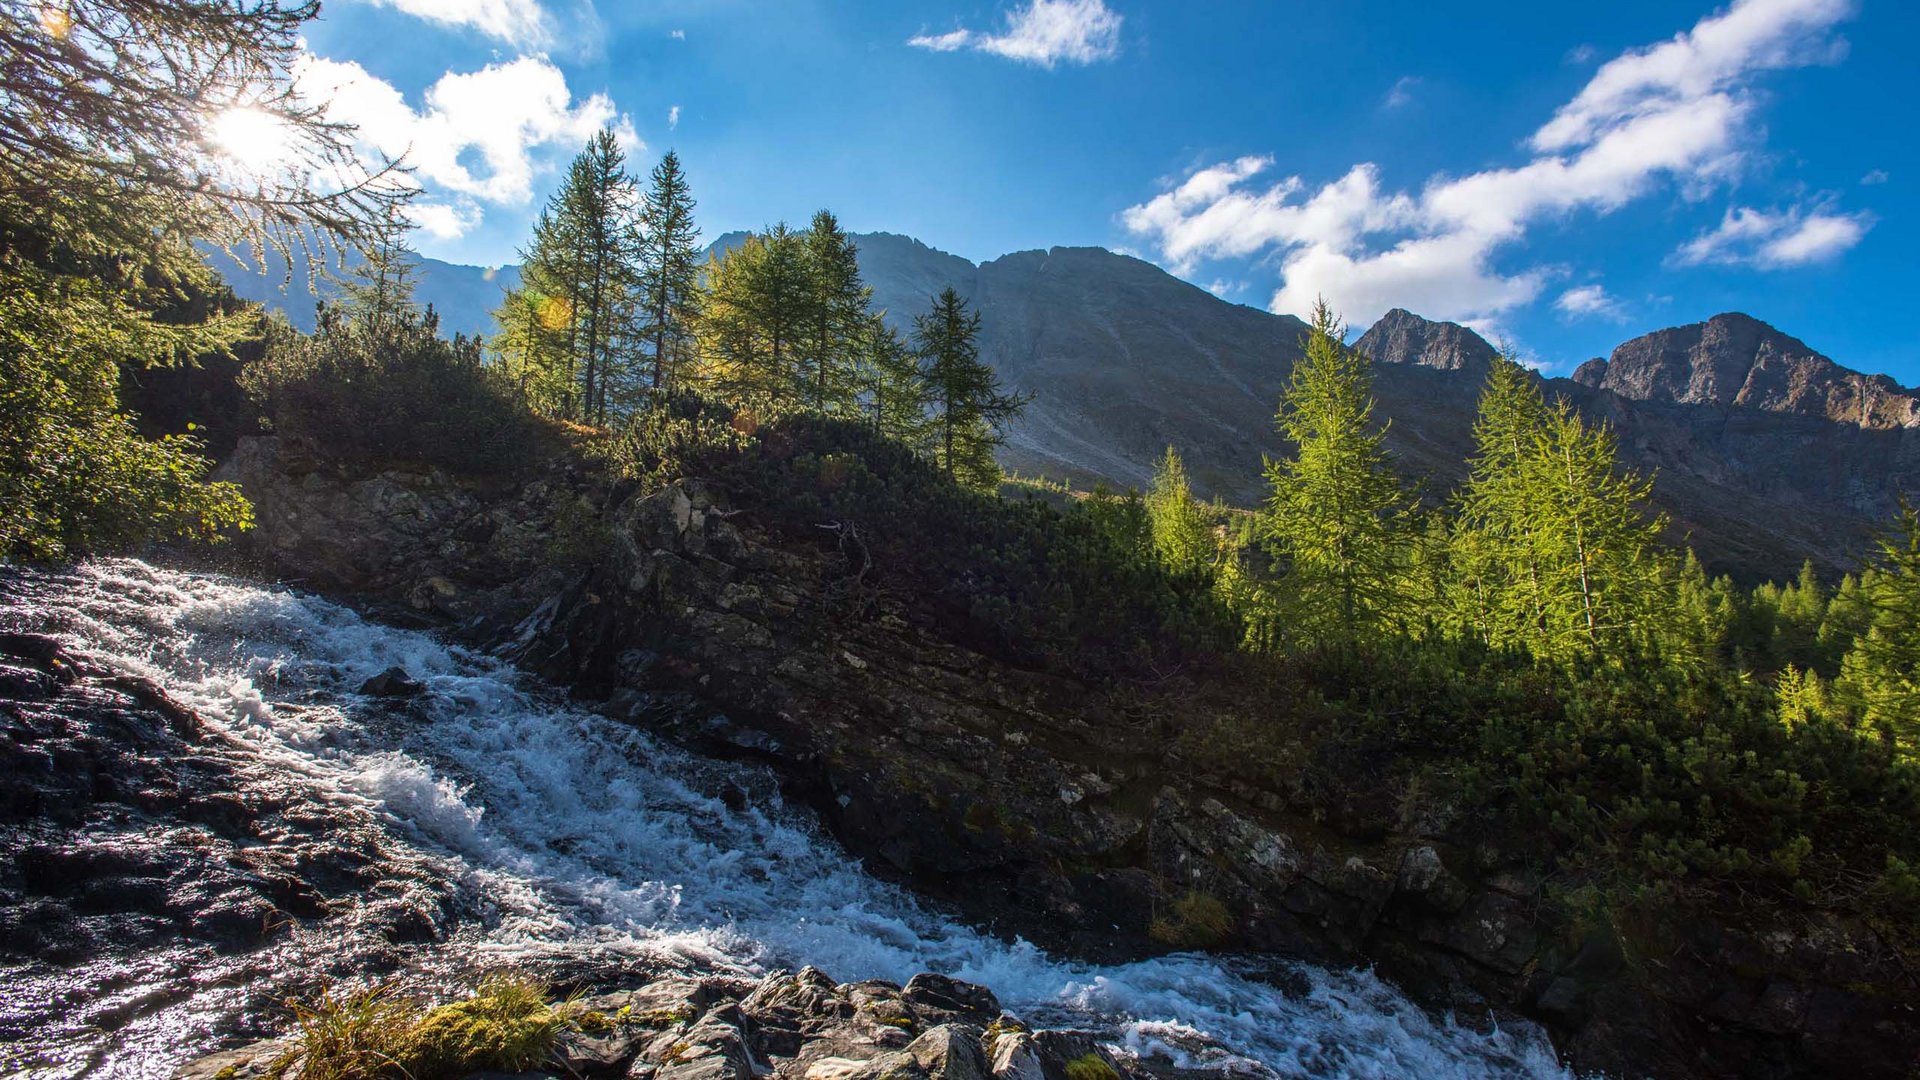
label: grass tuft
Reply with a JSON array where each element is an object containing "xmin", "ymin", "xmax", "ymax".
[{"xmin": 269, "ymin": 974, "xmax": 574, "ymax": 1079}]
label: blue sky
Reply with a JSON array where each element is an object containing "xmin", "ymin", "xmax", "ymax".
[{"xmin": 289, "ymin": 0, "xmax": 1917, "ymax": 381}]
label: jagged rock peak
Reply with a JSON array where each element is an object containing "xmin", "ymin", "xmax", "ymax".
[
  {"xmin": 1354, "ymin": 308, "xmax": 1499, "ymax": 374},
  {"xmin": 1589, "ymin": 312, "xmax": 1920, "ymax": 428}
]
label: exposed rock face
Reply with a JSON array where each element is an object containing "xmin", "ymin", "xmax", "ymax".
[
  {"xmin": 215, "ymin": 446, "xmax": 1920, "ymax": 1080},
  {"xmin": 1577, "ymin": 312, "xmax": 1920, "ymax": 428},
  {"xmin": 1354, "ymin": 307, "xmax": 1499, "ymax": 375}
]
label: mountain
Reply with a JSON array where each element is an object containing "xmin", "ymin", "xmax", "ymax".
[
  {"xmin": 213, "ymin": 231, "xmax": 1916, "ymax": 580},
  {"xmin": 839, "ymin": 236, "xmax": 1915, "ymax": 580},
  {"xmin": 1355, "ymin": 307, "xmax": 1499, "ymax": 375}
]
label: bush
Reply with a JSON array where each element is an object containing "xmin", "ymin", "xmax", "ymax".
[{"xmin": 244, "ymin": 303, "xmax": 545, "ymax": 477}]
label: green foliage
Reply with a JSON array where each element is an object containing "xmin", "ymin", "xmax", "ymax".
[
  {"xmin": 913, "ymin": 288, "xmax": 1029, "ymax": 492},
  {"xmin": 0, "ymin": 0, "xmax": 401, "ymax": 561},
  {"xmin": 1, "ymin": 240, "xmax": 253, "ymax": 561},
  {"xmin": 637, "ymin": 149, "xmax": 703, "ymax": 392},
  {"xmin": 245, "ymin": 251, "xmax": 543, "ymax": 477},
  {"xmin": 270, "ymin": 975, "xmax": 574, "ymax": 1080},
  {"xmin": 1146, "ymin": 446, "xmax": 1215, "ymax": 576},
  {"xmin": 1450, "ymin": 355, "xmax": 1682, "ymax": 666},
  {"xmin": 1836, "ymin": 503, "xmax": 1920, "ymax": 750},
  {"xmin": 494, "ymin": 128, "xmax": 645, "ymax": 425},
  {"xmin": 1064, "ymin": 1056, "xmax": 1122, "ymax": 1080},
  {"xmin": 1260, "ymin": 299, "xmax": 1413, "ymax": 643}
]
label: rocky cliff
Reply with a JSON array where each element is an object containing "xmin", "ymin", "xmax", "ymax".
[{"xmin": 209, "ymin": 437, "xmax": 1920, "ymax": 1080}]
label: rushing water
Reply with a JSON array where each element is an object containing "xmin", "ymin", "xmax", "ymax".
[{"xmin": 0, "ymin": 560, "xmax": 1573, "ymax": 1079}]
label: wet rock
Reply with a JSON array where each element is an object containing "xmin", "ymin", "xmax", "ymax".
[
  {"xmin": 359, "ymin": 666, "xmax": 425, "ymax": 697},
  {"xmin": 901, "ymin": 975, "xmax": 998, "ymax": 1028}
]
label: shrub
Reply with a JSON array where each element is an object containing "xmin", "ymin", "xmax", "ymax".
[{"xmin": 243, "ymin": 304, "xmax": 545, "ymax": 477}]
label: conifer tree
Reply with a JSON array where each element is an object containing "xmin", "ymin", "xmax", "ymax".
[
  {"xmin": 1, "ymin": 0, "xmax": 398, "ymax": 558},
  {"xmin": 1451, "ymin": 353, "xmax": 1553, "ymax": 646},
  {"xmin": 636, "ymin": 150, "xmax": 701, "ymax": 392},
  {"xmin": 913, "ymin": 288, "xmax": 1027, "ymax": 491},
  {"xmin": 496, "ymin": 129, "xmax": 641, "ymax": 424},
  {"xmin": 1517, "ymin": 401, "xmax": 1677, "ymax": 663},
  {"xmin": 1146, "ymin": 446, "xmax": 1214, "ymax": 575},
  {"xmin": 801, "ymin": 210, "xmax": 871, "ymax": 412},
  {"xmin": 1837, "ymin": 503, "xmax": 1920, "ymax": 750},
  {"xmin": 1259, "ymin": 299, "xmax": 1412, "ymax": 642},
  {"xmin": 853, "ymin": 315, "xmax": 931, "ymax": 447}
]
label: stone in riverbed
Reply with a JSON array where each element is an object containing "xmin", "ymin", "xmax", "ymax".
[{"xmin": 359, "ymin": 665, "xmax": 425, "ymax": 697}]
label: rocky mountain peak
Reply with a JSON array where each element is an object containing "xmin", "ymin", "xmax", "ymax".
[
  {"xmin": 1584, "ymin": 312, "xmax": 1920, "ymax": 429},
  {"xmin": 1354, "ymin": 308, "xmax": 1499, "ymax": 375}
]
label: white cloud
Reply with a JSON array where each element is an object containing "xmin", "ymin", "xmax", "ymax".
[
  {"xmin": 908, "ymin": 0, "xmax": 1122, "ymax": 68},
  {"xmin": 409, "ymin": 201, "xmax": 482, "ymax": 240},
  {"xmin": 1554, "ymin": 284, "xmax": 1628, "ymax": 320},
  {"xmin": 668, "ymin": 104, "xmax": 681, "ymax": 130},
  {"xmin": 295, "ymin": 54, "xmax": 637, "ymax": 239},
  {"xmin": 1673, "ymin": 204, "xmax": 1871, "ymax": 268},
  {"xmin": 1861, "ymin": 168, "xmax": 1889, "ymax": 185},
  {"xmin": 350, "ymin": 0, "xmax": 552, "ymax": 46},
  {"xmin": 1532, "ymin": 0, "xmax": 1851, "ymax": 153},
  {"xmin": 670, "ymin": 28, "xmax": 686, "ymax": 40},
  {"xmin": 1120, "ymin": 0, "xmax": 1859, "ymax": 328},
  {"xmin": 1383, "ymin": 76, "xmax": 1420, "ymax": 109}
]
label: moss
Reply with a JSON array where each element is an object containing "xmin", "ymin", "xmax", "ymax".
[
  {"xmin": 1148, "ymin": 891, "xmax": 1234, "ymax": 948},
  {"xmin": 1064, "ymin": 1053, "xmax": 1121, "ymax": 1080}
]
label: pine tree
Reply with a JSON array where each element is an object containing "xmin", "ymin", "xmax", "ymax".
[
  {"xmin": 801, "ymin": 210, "xmax": 871, "ymax": 413},
  {"xmin": 1146, "ymin": 446, "xmax": 1214, "ymax": 576},
  {"xmin": 1259, "ymin": 299, "xmax": 1412, "ymax": 643},
  {"xmin": 636, "ymin": 150, "xmax": 701, "ymax": 393},
  {"xmin": 913, "ymin": 288, "xmax": 1027, "ymax": 491}
]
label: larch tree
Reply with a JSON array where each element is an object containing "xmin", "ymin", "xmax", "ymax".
[
  {"xmin": 636, "ymin": 149, "xmax": 701, "ymax": 393},
  {"xmin": 854, "ymin": 314, "xmax": 930, "ymax": 448},
  {"xmin": 913, "ymin": 287, "xmax": 1027, "ymax": 491},
  {"xmin": 1837, "ymin": 503, "xmax": 1920, "ymax": 751},
  {"xmin": 1515, "ymin": 401, "xmax": 1677, "ymax": 664},
  {"xmin": 1451, "ymin": 353, "xmax": 1554, "ymax": 647},
  {"xmin": 1259, "ymin": 299, "xmax": 1412, "ymax": 643},
  {"xmin": 800, "ymin": 210, "xmax": 870, "ymax": 413},
  {"xmin": 1146, "ymin": 445, "xmax": 1214, "ymax": 576}
]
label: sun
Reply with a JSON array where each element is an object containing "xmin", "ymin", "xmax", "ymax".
[{"xmin": 208, "ymin": 106, "xmax": 295, "ymax": 177}]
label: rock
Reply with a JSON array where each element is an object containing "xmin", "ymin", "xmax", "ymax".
[
  {"xmin": 359, "ymin": 666, "xmax": 425, "ymax": 697},
  {"xmin": 645, "ymin": 1006, "xmax": 756, "ymax": 1080},
  {"xmin": 903, "ymin": 1025, "xmax": 990, "ymax": 1080},
  {"xmin": 901, "ymin": 975, "xmax": 999, "ymax": 1027}
]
